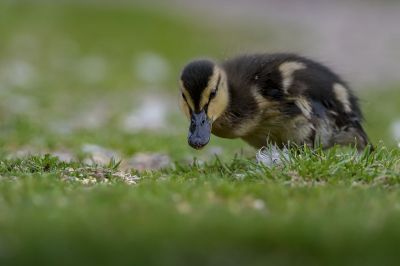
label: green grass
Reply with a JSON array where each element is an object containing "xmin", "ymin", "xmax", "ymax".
[
  {"xmin": 362, "ymin": 86, "xmax": 400, "ymax": 147},
  {"xmin": 1, "ymin": 2, "xmax": 400, "ymax": 266},
  {"xmin": 0, "ymin": 146, "xmax": 399, "ymax": 265}
]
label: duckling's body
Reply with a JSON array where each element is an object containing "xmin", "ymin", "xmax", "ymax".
[{"xmin": 180, "ymin": 53, "xmax": 370, "ymax": 150}]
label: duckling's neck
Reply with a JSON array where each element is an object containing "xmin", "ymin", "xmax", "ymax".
[
  {"xmin": 211, "ymin": 72, "xmax": 259, "ymax": 138},
  {"xmin": 226, "ymin": 78, "xmax": 260, "ymax": 122}
]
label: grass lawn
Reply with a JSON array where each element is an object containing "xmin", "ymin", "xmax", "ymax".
[{"xmin": 0, "ymin": 1, "xmax": 400, "ymax": 265}]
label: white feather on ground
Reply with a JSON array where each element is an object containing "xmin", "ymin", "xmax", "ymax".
[{"xmin": 256, "ymin": 146, "xmax": 290, "ymax": 167}]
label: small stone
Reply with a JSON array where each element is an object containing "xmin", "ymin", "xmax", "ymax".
[
  {"xmin": 82, "ymin": 144, "xmax": 120, "ymax": 165},
  {"xmin": 112, "ymin": 171, "xmax": 140, "ymax": 185},
  {"xmin": 234, "ymin": 173, "xmax": 246, "ymax": 181},
  {"xmin": 51, "ymin": 151, "xmax": 75, "ymax": 163},
  {"xmin": 121, "ymin": 153, "xmax": 171, "ymax": 171},
  {"xmin": 66, "ymin": 167, "xmax": 75, "ymax": 173}
]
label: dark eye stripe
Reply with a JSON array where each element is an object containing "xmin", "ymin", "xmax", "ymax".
[
  {"xmin": 215, "ymin": 74, "xmax": 221, "ymax": 92},
  {"xmin": 209, "ymin": 74, "xmax": 221, "ymax": 101},
  {"xmin": 182, "ymin": 92, "xmax": 188, "ymax": 102}
]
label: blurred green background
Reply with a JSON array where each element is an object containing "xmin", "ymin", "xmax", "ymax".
[
  {"xmin": 1, "ymin": 0, "xmax": 399, "ymax": 163},
  {"xmin": 1, "ymin": 1, "xmax": 400, "ymax": 265}
]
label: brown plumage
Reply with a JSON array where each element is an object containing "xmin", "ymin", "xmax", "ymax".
[{"xmin": 179, "ymin": 53, "xmax": 371, "ymax": 150}]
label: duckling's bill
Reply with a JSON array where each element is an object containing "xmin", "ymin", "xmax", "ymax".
[{"xmin": 188, "ymin": 109, "xmax": 211, "ymax": 149}]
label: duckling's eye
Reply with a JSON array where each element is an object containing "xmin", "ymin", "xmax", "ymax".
[{"xmin": 209, "ymin": 90, "xmax": 217, "ymax": 100}]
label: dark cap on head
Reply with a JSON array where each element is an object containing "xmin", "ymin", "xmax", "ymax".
[{"xmin": 180, "ymin": 60, "xmax": 215, "ymax": 108}]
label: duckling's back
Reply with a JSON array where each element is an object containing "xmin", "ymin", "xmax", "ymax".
[{"xmin": 217, "ymin": 53, "xmax": 370, "ymax": 149}]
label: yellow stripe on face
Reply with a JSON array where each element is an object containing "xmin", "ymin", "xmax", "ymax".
[
  {"xmin": 199, "ymin": 66, "xmax": 220, "ymax": 109},
  {"xmin": 179, "ymin": 94, "xmax": 191, "ymax": 119},
  {"xmin": 204, "ymin": 69, "xmax": 229, "ymax": 122},
  {"xmin": 179, "ymin": 80, "xmax": 195, "ymax": 111}
]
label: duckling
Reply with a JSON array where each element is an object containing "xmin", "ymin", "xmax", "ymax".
[{"xmin": 179, "ymin": 53, "xmax": 371, "ymax": 150}]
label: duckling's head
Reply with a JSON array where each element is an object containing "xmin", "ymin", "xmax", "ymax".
[{"xmin": 179, "ymin": 59, "xmax": 229, "ymax": 149}]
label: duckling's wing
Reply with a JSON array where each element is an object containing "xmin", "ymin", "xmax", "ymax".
[
  {"xmin": 260, "ymin": 54, "xmax": 370, "ymax": 149},
  {"xmin": 286, "ymin": 58, "xmax": 371, "ymax": 150},
  {"xmin": 222, "ymin": 53, "xmax": 372, "ymax": 149}
]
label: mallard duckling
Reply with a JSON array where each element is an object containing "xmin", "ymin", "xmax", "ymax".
[{"xmin": 179, "ymin": 53, "xmax": 371, "ymax": 150}]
